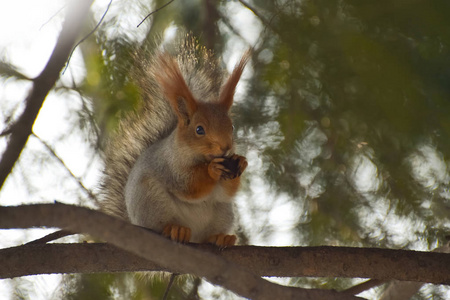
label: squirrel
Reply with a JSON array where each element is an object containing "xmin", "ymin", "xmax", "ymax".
[{"xmin": 99, "ymin": 36, "xmax": 249, "ymax": 248}]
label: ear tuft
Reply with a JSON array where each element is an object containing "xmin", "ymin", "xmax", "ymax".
[
  {"xmin": 155, "ymin": 53, "xmax": 198, "ymax": 123},
  {"xmin": 219, "ymin": 50, "xmax": 251, "ymax": 110}
]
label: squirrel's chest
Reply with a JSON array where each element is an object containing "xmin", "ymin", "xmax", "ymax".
[
  {"xmin": 174, "ymin": 205, "xmax": 233, "ymax": 243},
  {"xmin": 172, "ymin": 201, "xmax": 217, "ymax": 241},
  {"xmin": 170, "ymin": 187, "xmax": 234, "ymax": 242},
  {"xmin": 175, "ymin": 201, "xmax": 214, "ymax": 225}
]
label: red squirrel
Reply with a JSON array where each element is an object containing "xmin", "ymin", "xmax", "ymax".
[{"xmin": 100, "ymin": 36, "xmax": 249, "ymax": 247}]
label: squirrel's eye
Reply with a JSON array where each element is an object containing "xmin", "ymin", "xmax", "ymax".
[{"xmin": 196, "ymin": 126, "xmax": 205, "ymax": 136}]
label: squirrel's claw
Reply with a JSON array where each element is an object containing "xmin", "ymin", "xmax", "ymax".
[
  {"xmin": 207, "ymin": 233, "xmax": 237, "ymax": 248},
  {"xmin": 162, "ymin": 224, "xmax": 191, "ymax": 243}
]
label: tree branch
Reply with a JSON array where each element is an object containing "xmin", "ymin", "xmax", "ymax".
[
  {"xmin": 1, "ymin": 242, "xmax": 449, "ymax": 286},
  {"xmin": 0, "ymin": 203, "xmax": 361, "ymax": 300},
  {"xmin": 0, "ymin": 0, "xmax": 94, "ymax": 189}
]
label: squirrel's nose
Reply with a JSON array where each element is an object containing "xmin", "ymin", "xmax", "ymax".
[{"xmin": 220, "ymin": 142, "xmax": 233, "ymax": 156}]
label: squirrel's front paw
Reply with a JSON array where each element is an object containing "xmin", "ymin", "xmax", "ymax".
[
  {"xmin": 207, "ymin": 233, "xmax": 237, "ymax": 248},
  {"xmin": 162, "ymin": 224, "xmax": 191, "ymax": 243},
  {"xmin": 208, "ymin": 157, "xmax": 229, "ymax": 181}
]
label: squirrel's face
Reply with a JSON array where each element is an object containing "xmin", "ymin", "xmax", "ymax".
[
  {"xmin": 155, "ymin": 50, "xmax": 249, "ymax": 162},
  {"xmin": 178, "ymin": 102, "xmax": 234, "ymax": 161}
]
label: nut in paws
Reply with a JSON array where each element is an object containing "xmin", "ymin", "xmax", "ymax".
[{"xmin": 219, "ymin": 154, "xmax": 247, "ymax": 180}]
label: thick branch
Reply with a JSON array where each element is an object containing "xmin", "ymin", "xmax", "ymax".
[
  {"xmin": 0, "ymin": 204, "xmax": 359, "ymax": 300},
  {"xmin": 1, "ymin": 242, "xmax": 449, "ymax": 286},
  {"xmin": 0, "ymin": 0, "xmax": 94, "ymax": 189}
]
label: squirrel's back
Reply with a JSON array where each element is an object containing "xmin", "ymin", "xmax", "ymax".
[{"xmin": 99, "ymin": 36, "xmax": 228, "ymax": 220}]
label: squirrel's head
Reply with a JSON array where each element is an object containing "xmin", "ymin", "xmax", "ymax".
[{"xmin": 155, "ymin": 51, "xmax": 249, "ymax": 161}]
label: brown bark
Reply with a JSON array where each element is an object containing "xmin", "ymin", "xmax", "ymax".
[{"xmin": 1, "ymin": 242, "xmax": 449, "ymax": 286}]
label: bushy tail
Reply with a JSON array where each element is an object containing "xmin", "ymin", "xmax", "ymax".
[{"xmin": 99, "ymin": 35, "xmax": 225, "ymax": 219}]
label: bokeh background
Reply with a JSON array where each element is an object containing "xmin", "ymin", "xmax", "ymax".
[{"xmin": 1, "ymin": 0, "xmax": 449, "ymax": 299}]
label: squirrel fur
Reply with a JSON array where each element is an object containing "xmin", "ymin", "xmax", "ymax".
[{"xmin": 100, "ymin": 36, "xmax": 249, "ymax": 247}]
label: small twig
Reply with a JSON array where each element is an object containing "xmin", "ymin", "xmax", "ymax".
[
  {"xmin": 0, "ymin": 128, "xmax": 13, "ymax": 137},
  {"xmin": 25, "ymin": 229, "xmax": 75, "ymax": 245},
  {"xmin": 341, "ymin": 279, "xmax": 384, "ymax": 296},
  {"xmin": 68, "ymin": 74, "xmax": 102, "ymax": 153},
  {"xmin": 216, "ymin": 10, "xmax": 247, "ymax": 43},
  {"xmin": 63, "ymin": 0, "xmax": 113, "ymax": 74},
  {"xmin": 238, "ymin": 0, "xmax": 279, "ymax": 34},
  {"xmin": 163, "ymin": 273, "xmax": 179, "ymax": 300},
  {"xmin": 39, "ymin": 5, "xmax": 66, "ymax": 31},
  {"xmin": 67, "ymin": 74, "xmax": 101, "ymax": 152},
  {"xmin": 31, "ymin": 132, "xmax": 99, "ymax": 205},
  {"xmin": 136, "ymin": 0, "xmax": 176, "ymax": 28},
  {"xmin": 0, "ymin": 61, "xmax": 31, "ymax": 81}
]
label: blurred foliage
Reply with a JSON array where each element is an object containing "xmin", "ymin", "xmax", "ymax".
[
  {"xmin": 63, "ymin": 274, "xmax": 117, "ymax": 300},
  {"xmin": 245, "ymin": 0, "xmax": 450, "ymax": 247},
  {"xmin": 72, "ymin": 0, "xmax": 450, "ymax": 299},
  {"xmin": 60, "ymin": 273, "xmax": 200, "ymax": 300},
  {"xmin": 81, "ymin": 35, "xmax": 141, "ymax": 136}
]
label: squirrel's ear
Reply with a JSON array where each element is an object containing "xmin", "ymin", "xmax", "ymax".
[
  {"xmin": 155, "ymin": 53, "xmax": 197, "ymax": 124},
  {"xmin": 219, "ymin": 50, "xmax": 251, "ymax": 110}
]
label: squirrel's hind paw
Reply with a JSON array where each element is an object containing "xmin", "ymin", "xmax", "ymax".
[
  {"xmin": 207, "ymin": 233, "xmax": 237, "ymax": 248},
  {"xmin": 162, "ymin": 224, "xmax": 191, "ymax": 243}
]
